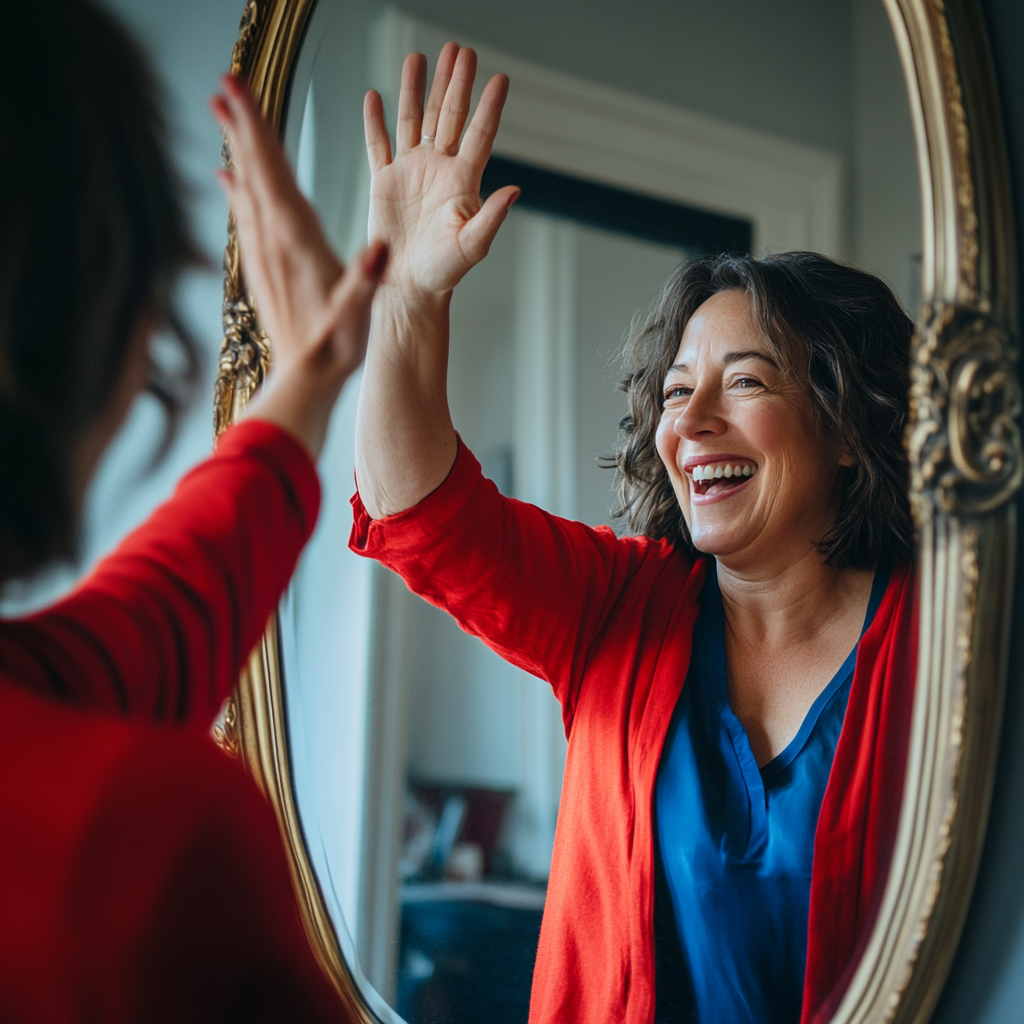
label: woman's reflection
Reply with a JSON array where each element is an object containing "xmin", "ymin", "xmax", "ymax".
[{"xmin": 350, "ymin": 44, "xmax": 917, "ymax": 1024}]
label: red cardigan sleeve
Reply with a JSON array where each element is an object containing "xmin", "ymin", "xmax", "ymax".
[
  {"xmin": 0, "ymin": 682, "xmax": 347, "ymax": 1024},
  {"xmin": 0, "ymin": 419, "xmax": 320, "ymax": 727},
  {"xmin": 350, "ymin": 439, "xmax": 680, "ymax": 720}
]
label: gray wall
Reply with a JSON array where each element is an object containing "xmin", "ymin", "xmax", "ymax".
[{"xmin": 394, "ymin": 0, "xmax": 854, "ymax": 155}]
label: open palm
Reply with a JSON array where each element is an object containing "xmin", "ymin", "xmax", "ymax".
[{"xmin": 364, "ymin": 44, "xmax": 519, "ymax": 296}]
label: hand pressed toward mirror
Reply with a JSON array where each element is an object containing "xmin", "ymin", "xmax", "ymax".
[
  {"xmin": 364, "ymin": 44, "xmax": 519, "ymax": 298},
  {"xmin": 212, "ymin": 75, "xmax": 387, "ymax": 459},
  {"xmin": 357, "ymin": 44, "xmax": 519, "ymax": 519}
]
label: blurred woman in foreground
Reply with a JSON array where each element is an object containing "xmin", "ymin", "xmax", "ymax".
[{"xmin": 0, "ymin": 3, "xmax": 381, "ymax": 1020}]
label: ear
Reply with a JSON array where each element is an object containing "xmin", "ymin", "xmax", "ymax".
[{"xmin": 835, "ymin": 436, "xmax": 857, "ymax": 468}]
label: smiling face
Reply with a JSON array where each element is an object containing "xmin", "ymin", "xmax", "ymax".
[{"xmin": 655, "ymin": 288, "xmax": 851, "ymax": 571}]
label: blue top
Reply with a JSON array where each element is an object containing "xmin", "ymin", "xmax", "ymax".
[{"xmin": 653, "ymin": 562, "xmax": 890, "ymax": 1024}]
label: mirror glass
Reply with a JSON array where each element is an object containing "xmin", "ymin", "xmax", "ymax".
[{"xmin": 275, "ymin": 2, "xmax": 921, "ymax": 1021}]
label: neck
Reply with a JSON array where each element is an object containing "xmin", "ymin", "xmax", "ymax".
[{"xmin": 715, "ymin": 548, "xmax": 874, "ymax": 650}]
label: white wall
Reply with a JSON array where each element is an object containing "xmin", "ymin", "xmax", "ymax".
[{"xmin": 852, "ymin": 0, "xmax": 922, "ymax": 310}]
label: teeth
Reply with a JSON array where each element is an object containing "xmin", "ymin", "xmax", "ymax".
[{"xmin": 689, "ymin": 462, "xmax": 756, "ymax": 482}]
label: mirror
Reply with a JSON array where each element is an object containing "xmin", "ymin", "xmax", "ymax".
[{"xmin": 215, "ymin": 2, "xmax": 1018, "ymax": 1023}]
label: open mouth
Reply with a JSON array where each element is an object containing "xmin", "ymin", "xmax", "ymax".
[{"xmin": 687, "ymin": 459, "xmax": 758, "ymax": 498}]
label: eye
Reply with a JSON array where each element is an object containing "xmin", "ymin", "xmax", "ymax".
[
  {"xmin": 663, "ymin": 384, "xmax": 692, "ymax": 402},
  {"xmin": 733, "ymin": 376, "xmax": 764, "ymax": 390}
]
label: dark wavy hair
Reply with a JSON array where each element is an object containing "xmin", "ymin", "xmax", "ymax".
[
  {"xmin": 612, "ymin": 251, "xmax": 914, "ymax": 570},
  {"xmin": 0, "ymin": 1, "xmax": 202, "ymax": 582}
]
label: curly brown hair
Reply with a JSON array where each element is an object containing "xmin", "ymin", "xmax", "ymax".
[{"xmin": 611, "ymin": 251, "xmax": 914, "ymax": 570}]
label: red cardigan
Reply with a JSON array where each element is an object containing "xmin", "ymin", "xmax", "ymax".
[
  {"xmin": 350, "ymin": 440, "xmax": 918, "ymax": 1024},
  {"xmin": 0, "ymin": 421, "xmax": 346, "ymax": 1024}
]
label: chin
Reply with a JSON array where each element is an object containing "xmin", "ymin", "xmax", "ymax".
[{"xmin": 686, "ymin": 526, "xmax": 743, "ymax": 557}]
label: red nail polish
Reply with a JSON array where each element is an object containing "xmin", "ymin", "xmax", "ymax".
[{"xmin": 365, "ymin": 241, "xmax": 389, "ymax": 278}]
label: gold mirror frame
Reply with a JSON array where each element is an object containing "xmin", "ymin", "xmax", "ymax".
[{"xmin": 212, "ymin": 1, "xmax": 1019, "ymax": 1021}]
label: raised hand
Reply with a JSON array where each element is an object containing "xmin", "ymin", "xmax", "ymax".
[
  {"xmin": 365, "ymin": 44, "xmax": 519, "ymax": 297},
  {"xmin": 211, "ymin": 74, "xmax": 387, "ymax": 458}
]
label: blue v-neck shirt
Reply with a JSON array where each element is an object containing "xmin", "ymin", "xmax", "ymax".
[{"xmin": 653, "ymin": 562, "xmax": 890, "ymax": 1024}]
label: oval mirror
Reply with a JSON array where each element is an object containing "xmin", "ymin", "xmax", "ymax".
[{"xmin": 215, "ymin": 2, "xmax": 1017, "ymax": 1023}]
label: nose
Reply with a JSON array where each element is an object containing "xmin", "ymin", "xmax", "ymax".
[{"xmin": 673, "ymin": 384, "xmax": 726, "ymax": 440}]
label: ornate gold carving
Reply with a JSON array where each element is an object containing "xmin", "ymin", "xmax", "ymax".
[
  {"xmin": 908, "ymin": 303, "xmax": 1022, "ymax": 519},
  {"xmin": 932, "ymin": 0, "xmax": 979, "ymax": 300},
  {"xmin": 211, "ymin": 695, "xmax": 242, "ymax": 759},
  {"xmin": 230, "ymin": 0, "xmax": 261, "ymax": 77},
  {"xmin": 214, "ymin": 290, "xmax": 271, "ymax": 437},
  {"xmin": 213, "ymin": 3, "xmax": 274, "ymax": 440},
  {"xmin": 830, "ymin": 2, "xmax": 1017, "ymax": 1023}
]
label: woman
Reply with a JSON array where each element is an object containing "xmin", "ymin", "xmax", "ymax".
[
  {"xmin": 1, "ymin": 3, "xmax": 381, "ymax": 1020},
  {"xmin": 349, "ymin": 45, "xmax": 918, "ymax": 1024}
]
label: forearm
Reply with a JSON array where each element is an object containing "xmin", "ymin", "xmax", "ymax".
[{"xmin": 355, "ymin": 286, "xmax": 459, "ymax": 518}]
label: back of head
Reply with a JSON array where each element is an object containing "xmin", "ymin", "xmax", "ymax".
[{"xmin": 0, "ymin": 0, "xmax": 201, "ymax": 583}]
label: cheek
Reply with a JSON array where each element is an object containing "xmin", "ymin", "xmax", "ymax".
[
  {"xmin": 735, "ymin": 401, "xmax": 789, "ymax": 450},
  {"xmin": 654, "ymin": 414, "xmax": 679, "ymax": 475}
]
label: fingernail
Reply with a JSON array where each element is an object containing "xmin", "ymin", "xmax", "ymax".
[
  {"xmin": 508, "ymin": 188, "xmax": 521, "ymax": 209},
  {"xmin": 364, "ymin": 240, "xmax": 389, "ymax": 279},
  {"xmin": 210, "ymin": 96, "xmax": 229, "ymax": 121}
]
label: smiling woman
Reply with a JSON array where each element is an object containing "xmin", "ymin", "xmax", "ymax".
[
  {"xmin": 348, "ymin": 46, "xmax": 920, "ymax": 1024},
  {"xmin": 621, "ymin": 252, "xmax": 914, "ymax": 569}
]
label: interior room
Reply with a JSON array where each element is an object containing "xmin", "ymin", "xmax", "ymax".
[{"xmin": 7, "ymin": 1, "xmax": 1024, "ymax": 1023}]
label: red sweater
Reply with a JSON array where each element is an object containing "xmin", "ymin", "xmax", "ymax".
[
  {"xmin": 350, "ymin": 440, "xmax": 918, "ymax": 1024},
  {"xmin": 0, "ymin": 421, "xmax": 346, "ymax": 1024}
]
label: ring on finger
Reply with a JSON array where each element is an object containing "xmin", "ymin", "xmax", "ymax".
[{"xmin": 420, "ymin": 133, "xmax": 434, "ymax": 144}]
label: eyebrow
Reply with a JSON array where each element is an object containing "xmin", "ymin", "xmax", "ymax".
[{"xmin": 667, "ymin": 350, "xmax": 781, "ymax": 373}]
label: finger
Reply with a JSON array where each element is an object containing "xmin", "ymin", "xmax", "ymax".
[
  {"xmin": 396, "ymin": 53, "xmax": 427, "ymax": 153},
  {"xmin": 460, "ymin": 73, "xmax": 509, "ymax": 171},
  {"xmin": 364, "ymin": 90, "xmax": 393, "ymax": 173},
  {"xmin": 214, "ymin": 167, "xmax": 236, "ymax": 200},
  {"xmin": 435, "ymin": 47, "xmax": 477, "ymax": 154},
  {"xmin": 218, "ymin": 75, "xmax": 294, "ymax": 202},
  {"xmin": 219, "ymin": 75, "xmax": 275, "ymax": 175},
  {"xmin": 459, "ymin": 186, "xmax": 519, "ymax": 265},
  {"xmin": 219, "ymin": 77, "xmax": 326, "ymax": 285},
  {"xmin": 421, "ymin": 42, "xmax": 459, "ymax": 142},
  {"xmin": 210, "ymin": 94, "xmax": 231, "ymax": 126}
]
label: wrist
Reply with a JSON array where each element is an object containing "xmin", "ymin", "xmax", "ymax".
[
  {"xmin": 374, "ymin": 282, "xmax": 452, "ymax": 320},
  {"xmin": 240, "ymin": 360, "xmax": 340, "ymax": 460}
]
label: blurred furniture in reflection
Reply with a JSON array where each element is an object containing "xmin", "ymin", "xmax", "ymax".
[{"xmin": 397, "ymin": 882, "xmax": 546, "ymax": 1024}]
